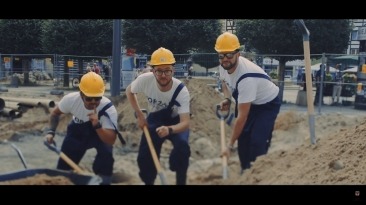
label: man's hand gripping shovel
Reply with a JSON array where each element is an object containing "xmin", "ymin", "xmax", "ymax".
[
  {"xmin": 135, "ymin": 109, "xmax": 168, "ymax": 185},
  {"xmin": 216, "ymin": 104, "xmax": 230, "ymax": 180}
]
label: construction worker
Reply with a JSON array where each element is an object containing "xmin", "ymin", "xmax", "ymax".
[
  {"xmin": 216, "ymin": 32, "xmax": 281, "ymax": 174},
  {"xmin": 332, "ymin": 64, "xmax": 343, "ymax": 105},
  {"xmin": 44, "ymin": 72, "xmax": 120, "ymax": 185},
  {"xmin": 126, "ymin": 47, "xmax": 191, "ymax": 185},
  {"xmin": 93, "ymin": 63, "xmax": 101, "ymax": 75},
  {"xmin": 86, "ymin": 63, "xmax": 92, "ymax": 72}
]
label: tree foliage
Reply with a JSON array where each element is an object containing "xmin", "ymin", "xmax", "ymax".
[
  {"xmin": 122, "ymin": 19, "xmax": 222, "ymax": 55},
  {"xmin": 41, "ymin": 19, "xmax": 113, "ymax": 56},
  {"xmin": 0, "ymin": 19, "xmax": 44, "ymax": 54},
  {"xmin": 237, "ymin": 19, "xmax": 351, "ymax": 60},
  {"xmin": 236, "ymin": 19, "xmax": 352, "ymax": 101}
]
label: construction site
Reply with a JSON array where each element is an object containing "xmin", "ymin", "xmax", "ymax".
[{"xmin": 0, "ymin": 76, "xmax": 366, "ymax": 186}]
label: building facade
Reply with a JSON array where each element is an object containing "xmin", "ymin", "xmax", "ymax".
[{"xmin": 346, "ymin": 19, "xmax": 365, "ymax": 55}]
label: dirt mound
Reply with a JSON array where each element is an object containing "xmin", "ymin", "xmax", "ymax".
[
  {"xmin": 222, "ymin": 118, "xmax": 366, "ymax": 185},
  {"xmin": 0, "ymin": 173, "xmax": 74, "ymax": 185}
]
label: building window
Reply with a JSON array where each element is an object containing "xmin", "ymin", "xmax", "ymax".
[
  {"xmin": 351, "ymin": 30, "xmax": 358, "ymax": 41},
  {"xmin": 351, "ymin": 48, "xmax": 359, "ymax": 55}
]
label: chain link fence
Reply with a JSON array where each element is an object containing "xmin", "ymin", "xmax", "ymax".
[{"xmin": 0, "ymin": 52, "xmax": 363, "ymax": 110}]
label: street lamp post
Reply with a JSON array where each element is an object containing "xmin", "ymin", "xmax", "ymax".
[{"xmin": 271, "ymin": 58, "xmax": 273, "ymax": 71}]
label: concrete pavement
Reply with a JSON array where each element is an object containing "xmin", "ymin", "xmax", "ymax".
[{"xmin": 281, "ymin": 85, "xmax": 365, "ymax": 116}]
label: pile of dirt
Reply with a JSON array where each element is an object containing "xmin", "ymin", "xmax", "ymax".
[
  {"xmin": 222, "ymin": 118, "xmax": 366, "ymax": 185},
  {"xmin": 0, "ymin": 173, "xmax": 74, "ymax": 185}
]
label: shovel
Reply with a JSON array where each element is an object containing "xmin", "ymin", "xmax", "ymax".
[
  {"xmin": 10, "ymin": 143, "xmax": 28, "ymax": 169},
  {"xmin": 135, "ymin": 109, "xmax": 168, "ymax": 185},
  {"xmin": 216, "ymin": 104, "xmax": 230, "ymax": 180},
  {"xmin": 294, "ymin": 19, "xmax": 316, "ymax": 145},
  {"xmin": 43, "ymin": 141, "xmax": 85, "ymax": 175}
]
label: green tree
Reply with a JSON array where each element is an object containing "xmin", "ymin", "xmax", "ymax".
[
  {"xmin": 41, "ymin": 19, "xmax": 113, "ymax": 56},
  {"xmin": 0, "ymin": 19, "xmax": 45, "ymax": 85},
  {"xmin": 236, "ymin": 19, "xmax": 352, "ymax": 101},
  {"xmin": 122, "ymin": 19, "xmax": 222, "ymax": 54},
  {"xmin": 0, "ymin": 19, "xmax": 44, "ymax": 54},
  {"xmin": 41, "ymin": 19, "xmax": 113, "ymax": 87}
]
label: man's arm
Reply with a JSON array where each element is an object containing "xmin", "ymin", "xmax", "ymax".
[
  {"xmin": 49, "ymin": 106, "xmax": 62, "ymax": 132},
  {"xmin": 228, "ymin": 102, "xmax": 250, "ymax": 147},
  {"xmin": 221, "ymin": 80, "xmax": 231, "ymax": 99},
  {"xmin": 126, "ymin": 85, "xmax": 146, "ymax": 129},
  {"xmin": 169, "ymin": 113, "xmax": 190, "ymax": 134},
  {"xmin": 88, "ymin": 106, "xmax": 117, "ymax": 145},
  {"xmin": 220, "ymin": 80, "xmax": 232, "ymax": 110},
  {"xmin": 156, "ymin": 113, "xmax": 190, "ymax": 138},
  {"xmin": 44, "ymin": 106, "xmax": 63, "ymax": 144}
]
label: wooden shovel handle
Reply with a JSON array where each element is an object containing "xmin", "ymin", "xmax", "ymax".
[
  {"xmin": 135, "ymin": 109, "xmax": 168, "ymax": 185},
  {"xmin": 143, "ymin": 126, "xmax": 164, "ymax": 173},
  {"xmin": 143, "ymin": 126, "xmax": 168, "ymax": 185},
  {"xmin": 44, "ymin": 141, "xmax": 85, "ymax": 174},
  {"xmin": 59, "ymin": 152, "xmax": 85, "ymax": 174},
  {"xmin": 220, "ymin": 118, "xmax": 228, "ymax": 179}
]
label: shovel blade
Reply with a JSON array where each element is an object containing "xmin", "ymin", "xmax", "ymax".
[
  {"xmin": 158, "ymin": 172, "xmax": 168, "ymax": 185},
  {"xmin": 10, "ymin": 143, "xmax": 28, "ymax": 169}
]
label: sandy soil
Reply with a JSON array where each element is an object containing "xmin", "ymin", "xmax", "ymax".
[
  {"xmin": 1, "ymin": 77, "xmax": 366, "ymax": 185},
  {"xmin": 0, "ymin": 173, "xmax": 74, "ymax": 185}
]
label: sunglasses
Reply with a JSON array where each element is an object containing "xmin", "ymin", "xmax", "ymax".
[
  {"xmin": 218, "ymin": 51, "xmax": 238, "ymax": 59},
  {"xmin": 155, "ymin": 70, "xmax": 173, "ymax": 76},
  {"xmin": 84, "ymin": 96, "xmax": 102, "ymax": 102}
]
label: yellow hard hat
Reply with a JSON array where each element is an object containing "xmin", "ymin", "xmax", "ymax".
[
  {"xmin": 79, "ymin": 72, "xmax": 105, "ymax": 97},
  {"xmin": 215, "ymin": 32, "xmax": 240, "ymax": 52},
  {"xmin": 150, "ymin": 47, "xmax": 176, "ymax": 66}
]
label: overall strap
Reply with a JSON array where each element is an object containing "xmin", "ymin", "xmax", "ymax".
[
  {"xmin": 98, "ymin": 102, "xmax": 126, "ymax": 145},
  {"xmin": 167, "ymin": 82, "xmax": 185, "ymax": 109},
  {"xmin": 233, "ymin": 73, "xmax": 272, "ymax": 117},
  {"xmin": 235, "ymin": 73, "xmax": 271, "ymax": 90},
  {"xmin": 98, "ymin": 102, "xmax": 113, "ymax": 119}
]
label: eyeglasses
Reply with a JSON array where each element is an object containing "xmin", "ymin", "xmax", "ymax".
[
  {"xmin": 218, "ymin": 51, "xmax": 238, "ymax": 59},
  {"xmin": 154, "ymin": 70, "xmax": 173, "ymax": 76},
  {"xmin": 84, "ymin": 96, "xmax": 102, "ymax": 102}
]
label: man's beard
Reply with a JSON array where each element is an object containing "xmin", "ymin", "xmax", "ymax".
[
  {"xmin": 221, "ymin": 57, "xmax": 238, "ymax": 71},
  {"xmin": 157, "ymin": 78, "xmax": 172, "ymax": 87}
]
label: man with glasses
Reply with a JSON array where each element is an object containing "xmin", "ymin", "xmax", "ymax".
[
  {"xmin": 44, "ymin": 72, "xmax": 119, "ymax": 185},
  {"xmin": 126, "ymin": 47, "xmax": 191, "ymax": 185},
  {"xmin": 216, "ymin": 32, "xmax": 281, "ymax": 174}
]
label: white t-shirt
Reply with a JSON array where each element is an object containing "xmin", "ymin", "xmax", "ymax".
[
  {"xmin": 219, "ymin": 56, "xmax": 279, "ymax": 105},
  {"xmin": 130, "ymin": 72, "xmax": 190, "ymax": 117},
  {"xmin": 57, "ymin": 92, "xmax": 118, "ymax": 129}
]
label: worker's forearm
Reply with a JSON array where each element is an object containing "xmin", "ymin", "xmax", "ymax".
[
  {"xmin": 95, "ymin": 128, "xmax": 117, "ymax": 145},
  {"xmin": 49, "ymin": 113, "xmax": 60, "ymax": 131},
  {"xmin": 222, "ymin": 82, "xmax": 231, "ymax": 98},
  {"xmin": 229, "ymin": 116, "xmax": 246, "ymax": 146},
  {"xmin": 126, "ymin": 86, "xmax": 142, "ymax": 114},
  {"xmin": 169, "ymin": 114, "xmax": 190, "ymax": 134}
]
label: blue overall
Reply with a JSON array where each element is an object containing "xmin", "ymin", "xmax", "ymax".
[
  {"xmin": 232, "ymin": 73, "xmax": 281, "ymax": 171},
  {"xmin": 57, "ymin": 118, "xmax": 114, "ymax": 181},
  {"xmin": 137, "ymin": 83, "xmax": 191, "ymax": 185}
]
